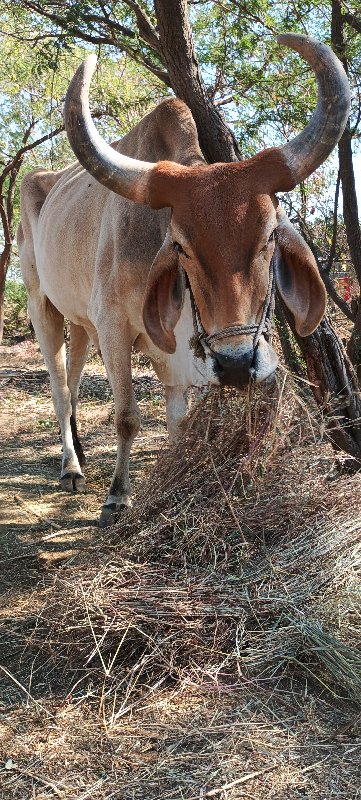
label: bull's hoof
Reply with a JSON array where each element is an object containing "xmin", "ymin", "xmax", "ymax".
[
  {"xmin": 60, "ymin": 472, "xmax": 86, "ymax": 493},
  {"xmin": 98, "ymin": 502, "xmax": 128, "ymax": 528}
]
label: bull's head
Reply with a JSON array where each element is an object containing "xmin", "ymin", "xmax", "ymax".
[{"xmin": 65, "ymin": 34, "xmax": 350, "ymax": 388}]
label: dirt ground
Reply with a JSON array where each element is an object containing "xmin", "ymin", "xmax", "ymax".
[
  {"xmin": 0, "ymin": 340, "xmax": 167, "ymax": 578},
  {"xmin": 0, "ymin": 339, "xmax": 171, "ymax": 798}
]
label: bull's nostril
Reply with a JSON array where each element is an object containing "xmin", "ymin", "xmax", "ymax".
[
  {"xmin": 211, "ymin": 349, "xmax": 254, "ymax": 388},
  {"xmin": 210, "ymin": 342, "xmax": 278, "ymax": 388},
  {"xmin": 214, "ymin": 350, "xmax": 253, "ymax": 371},
  {"xmin": 213, "ymin": 356, "xmax": 225, "ymax": 378}
]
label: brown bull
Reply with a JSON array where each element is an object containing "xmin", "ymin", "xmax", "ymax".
[{"xmin": 18, "ymin": 34, "xmax": 350, "ymax": 526}]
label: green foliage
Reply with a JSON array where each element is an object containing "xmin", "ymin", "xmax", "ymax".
[
  {"xmin": 190, "ymin": 0, "xmax": 360, "ymax": 157},
  {"xmin": 0, "ymin": 2, "xmax": 167, "ymax": 284},
  {"xmin": 3, "ymin": 279, "xmax": 30, "ymax": 340},
  {"xmin": 0, "ymin": 0, "xmax": 360, "ymax": 335}
]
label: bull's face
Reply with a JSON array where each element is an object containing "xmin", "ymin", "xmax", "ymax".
[
  {"xmin": 64, "ymin": 34, "xmax": 350, "ymax": 388},
  {"xmin": 142, "ymin": 161, "xmax": 326, "ymax": 387}
]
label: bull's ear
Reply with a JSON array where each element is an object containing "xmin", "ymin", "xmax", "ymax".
[
  {"xmin": 143, "ymin": 234, "xmax": 186, "ymax": 353},
  {"xmin": 275, "ymin": 208, "xmax": 327, "ymax": 336}
]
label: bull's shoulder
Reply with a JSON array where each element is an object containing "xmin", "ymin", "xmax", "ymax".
[{"xmin": 116, "ymin": 98, "xmax": 205, "ymax": 166}]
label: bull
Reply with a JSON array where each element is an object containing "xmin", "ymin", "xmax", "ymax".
[{"xmin": 18, "ymin": 34, "xmax": 350, "ymax": 526}]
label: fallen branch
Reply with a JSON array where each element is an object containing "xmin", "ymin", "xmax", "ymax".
[{"xmin": 188, "ymin": 764, "xmax": 278, "ymax": 799}]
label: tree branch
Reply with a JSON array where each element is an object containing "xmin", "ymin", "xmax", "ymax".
[
  {"xmin": 122, "ymin": 0, "xmax": 161, "ymax": 53},
  {"xmin": 1, "ymin": 125, "xmax": 63, "ymax": 183},
  {"xmin": 0, "ymin": 200, "xmax": 11, "ymax": 247},
  {"xmin": 295, "ymin": 210, "xmax": 355, "ymax": 322},
  {"xmin": 343, "ymin": 11, "xmax": 361, "ymax": 34},
  {"xmin": 20, "ymin": 1, "xmax": 135, "ymax": 39},
  {"xmin": 6, "ymin": 166, "xmax": 21, "ymax": 239},
  {"xmin": 326, "ymin": 170, "xmax": 341, "ymax": 273},
  {"xmin": 18, "ymin": 0, "xmax": 170, "ymax": 86}
]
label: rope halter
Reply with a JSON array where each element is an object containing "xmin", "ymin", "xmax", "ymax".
[{"xmin": 187, "ymin": 252, "xmax": 277, "ymax": 362}]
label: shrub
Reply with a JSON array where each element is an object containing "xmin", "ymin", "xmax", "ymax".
[{"xmin": 3, "ymin": 279, "xmax": 31, "ymax": 341}]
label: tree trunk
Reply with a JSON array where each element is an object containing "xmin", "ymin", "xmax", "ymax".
[
  {"xmin": 331, "ymin": 0, "xmax": 361, "ymax": 375},
  {"xmin": 275, "ymin": 297, "xmax": 305, "ymax": 378},
  {"xmin": 284, "ymin": 309, "xmax": 361, "ymax": 464},
  {"xmin": 341, "ymin": 122, "xmax": 361, "ymax": 374},
  {"xmin": 348, "ymin": 303, "xmax": 361, "ymax": 379},
  {"xmin": 338, "ymin": 126, "xmax": 361, "ymax": 286},
  {"xmin": 154, "ymin": 0, "xmax": 241, "ymax": 163},
  {"xmin": 0, "ymin": 246, "xmax": 11, "ymax": 343}
]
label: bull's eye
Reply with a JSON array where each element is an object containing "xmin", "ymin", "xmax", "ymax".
[{"xmin": 173, "ymin": 241, "xmax": 188, "ymax": 258}]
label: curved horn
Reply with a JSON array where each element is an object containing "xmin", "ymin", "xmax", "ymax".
[
  {"xmin": 275, "ymin": 34, "xmax": 350, "ymax": 189},
  {"xmin": 64, "ymin": 55, "xmax": 155, "ymax": 203}
]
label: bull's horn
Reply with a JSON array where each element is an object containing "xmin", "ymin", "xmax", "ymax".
[
  {"xmin": 64, "ymin": 55, "xmax": 155, "ymax": 203},
  {"xmin": 276, "ymin": 33, "xmax": 350, "ymax": 188}
]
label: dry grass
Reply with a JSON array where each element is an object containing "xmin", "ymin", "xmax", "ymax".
[{"xmin": 2, "ymin": 373, "xmax": 361, "ymax": 798}]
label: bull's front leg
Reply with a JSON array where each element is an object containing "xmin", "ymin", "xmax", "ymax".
[
  {"xmin": 165, "ymin": 385, "xmax": 190, "ymax": 443},
  {"xmin": 98, "ymin": 327, "xmax": 141, "ymax": 528}
]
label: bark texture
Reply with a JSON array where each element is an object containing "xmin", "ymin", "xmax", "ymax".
[
  {"xmin": 331, "ymin": 0, "xmax": 361, "ymax": 374},
  {"xmin": 154, "ymin": 0, "xmax": 241, "ymax": 163},
  {"xmin": 0, "ymin": 251, "xmax": 9, "ymax": 342}
]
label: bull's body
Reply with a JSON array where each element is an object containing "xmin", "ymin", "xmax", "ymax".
[
  {"xmin": 18, "ymin": 34, "xmax": 350, "ymax": 526},
  {"xmin": 18, "ymin": 101, "xmax": 208, "ymax": 525}
]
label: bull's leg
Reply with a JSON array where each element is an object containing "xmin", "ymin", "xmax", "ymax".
[
  {"xmin": 67, "ymin": 322, "xmax": 91, "ymax": 470},
  {"xmin": 165, "ymin": 385, "xmax": 189, "ymax": 443},
  {"xmin": 27, "ymin": 295, "xmax": 86, "ymax": 492},
  {"xmin": 98, "ymin": 331, "xmax": 141, "ymax": 528}
]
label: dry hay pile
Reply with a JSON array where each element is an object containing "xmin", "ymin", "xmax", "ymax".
[
  {"xmin": 3, "ymin": 379, "xmax": 361, "ymax": 798},
  {"xmin": 39, "ymin": 381, "xmax": 361, "ymax": 697}
]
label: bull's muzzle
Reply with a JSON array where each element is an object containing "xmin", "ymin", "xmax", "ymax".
[{"xmin": 211, "ymin": 336, "xmax": 278, "ymax": 388}]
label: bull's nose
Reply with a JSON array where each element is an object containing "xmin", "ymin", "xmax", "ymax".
[
  {"xmin": 213, "ymin": 348, "xmax": 254, "ymax": 388},
  {"xmin": 211, "ymin": 339, "xmax": 278, "ymax": 387}
]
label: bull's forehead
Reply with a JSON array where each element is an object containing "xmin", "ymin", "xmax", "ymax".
[{"xmin": 171, "ymin": 171, "xmax": 278, "ymax": 268}]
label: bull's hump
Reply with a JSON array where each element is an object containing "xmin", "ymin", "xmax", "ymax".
[{"xmin": 112, "ymin": 98, "xmax": 204, "ymax": 166}]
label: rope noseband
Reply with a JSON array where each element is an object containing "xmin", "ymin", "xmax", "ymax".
[{"xmin": 188, "ymin": 254, "xmax": 276, "ymax": 362}]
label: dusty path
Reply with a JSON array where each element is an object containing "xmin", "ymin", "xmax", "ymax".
[{"xmin": 0, "ymin": 340, "xmax": 167, "ymax": 589}]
